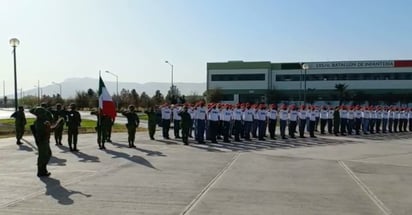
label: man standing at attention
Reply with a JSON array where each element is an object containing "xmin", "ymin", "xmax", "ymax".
[
  {"xmin": 122, "ymin": 105, "xmax": 140, "ymax": 148},
  {"xmin": 66, "ymin": 103, "xmax": 81, "ymax": 152},
  {"xmin": 161, "ymin": 103, "xmax": 172, "ymax": 139},
  {"xmin": 11, "ymin": 106, "xmax": 26, "ymax": 145}
]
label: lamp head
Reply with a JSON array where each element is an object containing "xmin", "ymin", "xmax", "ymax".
[
  {"xmin": 302, "ymin": 63, "xmax": 309, "ymax": 70},
  {"xmin": 9, "ymin": 38, "xmax": 20, "ymax": 47}
]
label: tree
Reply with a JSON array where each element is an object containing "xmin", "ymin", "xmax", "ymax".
[
  {"xmin": 152, "ymin": 90, "xmax": 165, "ymax": 106},
  {"xmin": 185, "ymin": 92, "xmax": 203, "ymax": 104},
  {"xmin": 130, "ymin": 89, "xmax": 140, "ymax": 107},
  {"xmin": 204, "ymin": 88, "xmax": 223, "ymax": 103},
  {"xmin": 3, "ymin": 96, "xmax": 7, "ymax": 108},
  {"xmin": 335, "ymin": 83, "xmax": 349, "ymax": 105},
  {"xmin": 74, "ymin": 91, "xmax": 88, "ymax": 108},
  {"xmin": 86, "ymin": 88, "xmax": 98, "ymax": 108},
  {"xmin": 140, "ymin": 91, "xmax": 151, "ymax": 108},
  {"xmin": 166, "ymin": 86, "xmax": 181, "ymax": 104}
]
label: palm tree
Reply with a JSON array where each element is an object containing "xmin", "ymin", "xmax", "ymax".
[{"xmin": 335, "ymin": 83, "xmax": 349, "ymax": 105}]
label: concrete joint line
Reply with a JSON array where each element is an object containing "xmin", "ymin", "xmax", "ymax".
[
  {"xmin": 338, "ymin": 160, "xmax": 392, "ymax": 215},
  {"xmin": 181, "ymin": 153, "xmax": 240, "ymax": 215}
]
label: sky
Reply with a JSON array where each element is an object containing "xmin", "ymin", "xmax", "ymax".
[{"xmin": 1, "ymin": 0, "xmax": 411, "ymax": 95}]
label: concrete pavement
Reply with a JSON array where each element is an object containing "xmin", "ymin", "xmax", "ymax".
[{"xmin": 1, "ymin": 130, "xmax": 412, "ymax": 214}]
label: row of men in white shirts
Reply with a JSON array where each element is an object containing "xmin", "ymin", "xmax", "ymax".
[{"xmin": 160, "ymin": 103, "xmax": 412, "ymax": 143}]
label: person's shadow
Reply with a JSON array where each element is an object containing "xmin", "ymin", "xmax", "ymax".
[
  {"xmin": 73, "ymin": 151, "xmax": 100, "ymax": 163},
  {"xmin": 104, "ymin": 149, "xmax": 157, "ymax": 170},
  {"xmin": 39, "ymin": 177, "xmax": 92, "ymax": 205},
  {"xmin": 49, "ymin": 156, "xmax": 67, "ymax": 166}
]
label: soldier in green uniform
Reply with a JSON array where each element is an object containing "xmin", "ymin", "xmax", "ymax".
[
  {"xmin": 91, "ymin": 110, "xmax": 111, "ymax": 150},
  {"xmin": 122, "ymin": 105, "xmax": 140, "ymax": 148},
  {"xmin": 178, "ymin": 106, "xmax": 192, "ymax": 145},
  {"xmin": 11, "ymin": 106, "xmax": 27, "ymax": 145},
  {"xmin": 30, "ymin": 104, "xmax": 53, "ymax": 177},
  {"xmin": 50, "ymin": 103, "xmax": 67, "ymax": 145},
  {"xmin": 145, "ymin": 106, "xmax": 157, "ymax": 140},
  {"xmin": 66, "ymin": 104, "xmax": 81, "ymax": 151}
]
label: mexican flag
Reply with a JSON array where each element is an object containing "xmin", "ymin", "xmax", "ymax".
[{"xmin": 98, "ymin": 77, "xmax": 117, "ymax": 119}]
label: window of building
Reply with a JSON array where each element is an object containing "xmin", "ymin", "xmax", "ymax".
[
  {"xmin": 211, "ymin": 74, "xmax": 265, "ymax": 81},
  {"xmin": 275, "ymin": 72, "xmax": 412, "ymax": 81}
]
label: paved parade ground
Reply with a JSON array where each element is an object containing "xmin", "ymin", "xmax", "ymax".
[{"xmin": 1, "ymin": 130, "xmax": 412, "ymax": 215}]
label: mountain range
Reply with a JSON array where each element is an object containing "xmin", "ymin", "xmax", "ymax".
[{"xmin": 19, "ymin": 77, "xmax": 206, "ymax": 98}]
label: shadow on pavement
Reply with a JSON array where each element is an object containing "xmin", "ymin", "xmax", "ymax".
[
  {"xmin": 39, "ymin": 177, "xmax": 92, "ymax": 205},
  {"xmin": 135, "ymin": 147, "xmax": 167, "ymax": 157},
  {"xmin": 110, "ymin": 141, "xmax": 166, "ymax": 156},
  {"xmin": 185, "ymin": 136, "xmax": 359, "ymax": 153},
  {"xmin": 104, "ymin": 149, "xmax": 157, "ymax": 170},
  {"xmin": 56, "ymin": 144, "xmax": 100, "ymax": 162},
  {"xmin": 18, "ymin": 144, "xmax": 34, "ymax": 152},
  {"xmin": 49, "ymin": 156, "xmax": 67, "ymax": 166},
  {"xmin": 20, "ymin": 139, "xmax": 38, "ymax": 151}
]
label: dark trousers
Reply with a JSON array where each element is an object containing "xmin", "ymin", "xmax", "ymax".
[
  {"xmin": 252, "ymin": 120, "xmax": 258, "ymax": 138},
  {"xmin": 376, "ymin": 119, "xmax": 382, "ymax": 133},
  {"xmin": 362, "ymin": 119, "xmax": 369, "ymax": 134},
  {"xmin": 258, "ymin": 120, "xmax": 266, "ymax": 140},
  {"xmin": 127, "ymin": 125, "xmax": 137, "ymax": 146},
  {"xmin": 355, "ymin": 118, "xmax": 362, "ymax": 134},
  {"xmin": 37, "ymin": 142, "xmax": 51, "ymax": 175},
  {"xmin": 68, "ymin": 128, "xmax": 78, "ymax": 150},
  {"xmin": 243, "ymin": 121, "xmax": 252, "ymax": 140},
  {"xmin": 399, "ymin": 119, "xmax": 404, "ymax": 132},
  {"xmin": 320, "ymin": 119, "xmax": 327, "ymax": 134},
  {"xmin": 148, "ymin": 123, "xmax": 156, "ymax": 139},
  {"xmin": 289, "ymin": 121, "xmax": 297, "ymax": 137},
  {"xmin": 347, "ymin": 119, "xmax": 354, "ymax": 135},
  {"xmin": 388, "ymin": 119, "xmax": 393, "ymax": 132},
  {"xmin": 162, "ymin": 119, "xmax": 171, "ymax": 138},
  {"xmin": 315, "ymin": 117, "xmax": 320, "ymax": 131},
  {"xmin": 196, "ymin": 119, "xmax": 205, "ymax": 142},
  {"xmin": 222, "ymin": 121, "xmax": 231, "ymax": 142},
  {"xmin": 182, "ymin": 126, "xmax": 190, "ymax": 144},
  {"xmin": 309, "ymin": 120, "xmax": 316, "ymax": 137},
  {"xmin": 394, "ymin": 119, "xmax": 399, "ymax": 132},
  {"xmin": 233, "ymin": 120, "xmax": 242, "ymax": 141},
  {"xmin": 268, "ymin": 119, "xmax": 277, "ymax": 139},
  {"xmin": 15, "ymin": 125, "xmax": 25, "ymax": 142},
  {"xmin": 54, "ymin": 124, "xmax": 64, "ymax": 144},
  {"xmin": 299, "ymin": 119, "xmax": 306, "ymax": 137},
  {"xmin": 340, "ymin": 119, "xmax": 347, "ymax": 134},
  {"xmin": 209, "ymin": 121, "xmax": 219, "ymax": 142},
  {"xmin": 409, "ymin": 119, "xmax": 412, "ymax": 131},
  {"xmin": 327, "ymin": 119, "xmax": 333, "ymax": 134},
  {"xmin": 369, "ymin": 119, "xmax": 375, "ymax": 133},
  {"xmin": 382, "ymin": 119, "xmax": 388, "ymax": 133},
  {"xmin": 174, "ymin": 120, "xmax": 181, "ymax": 138},
  {"xmin": 280, "ymin": 120, "xmax": 287, "ymax": 138}
]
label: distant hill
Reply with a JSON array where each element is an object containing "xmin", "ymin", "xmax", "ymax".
[{"xmin": 21, "ymin": 77, "xmax": 206, "ymax": 98}]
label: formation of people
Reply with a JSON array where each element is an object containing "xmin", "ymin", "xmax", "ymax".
[
  {"xmin": 158, "ymin": 102, "xmax": 412, "ymax": 145},
  {"xmin": 10, "ymin": 101, "xmax": 412, "ymax": 177}
]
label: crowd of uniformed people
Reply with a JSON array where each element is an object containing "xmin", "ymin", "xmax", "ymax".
[
  {"xmin": 10, "ymin": 101, "xmax": 412, "ymax": 177},
  {"xmin": 158, "ymin": 102, "xmax": 412, "ymax": 145}
]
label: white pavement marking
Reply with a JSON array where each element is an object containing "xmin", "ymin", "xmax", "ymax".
[
  {"xmin": 338, "ymin": 160, "xmax": 392, "ymax": 215},
  {"xmin": 181, "ymin": 153, "xmax": 240, "ymax": 215}
]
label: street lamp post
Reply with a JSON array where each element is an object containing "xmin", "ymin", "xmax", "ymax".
[
  {"xmin": 52, "ymin": 82, "xmax": 62, "ymax": 97},
  {"xmin": 35, "ymin": 80, "xmax": 41, "ymax": 104},
  {"xmin": 9, "ymin": 38, "xmax": 20, "ymax": 111},
  {"xmin": 105, "ymin": 71, "xmax": 119, "ymax": 109},
  {"xmin": 165, "ymin": 60, "xmax": 174, "ymax": 98},
  {"xmin": 302, "ymin": 63, "xmax": 309, "ymax": 105}
]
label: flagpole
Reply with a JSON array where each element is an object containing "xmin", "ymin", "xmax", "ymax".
[{"xmin": 98, "ymin": 70, "xmax": 102, "ymax": 148}]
